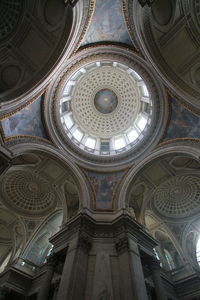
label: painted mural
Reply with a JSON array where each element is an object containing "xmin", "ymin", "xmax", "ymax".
[
  {"xmin": 87, "ymin": 171, "xmax": 123, "ymax": 210},
  {"xmin": 1, "ymin": 96, "xmax": 47, "ymax": 139},
  {"xmin": 82, "ymin": 0, "xmax": 133, "ymax": 46},
  {"xmin": 94, "ymin": 89, "xmax": 118, "ymax": 114},
  {"xmin": 164, "ymin": 98, "xmax": 200, "ymax": 141}
]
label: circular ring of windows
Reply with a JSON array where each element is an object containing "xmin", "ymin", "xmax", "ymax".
[
  {"xmin": 59, "ymin": 61, "xmax": 153, "ymax": 156},
  {"xmin": 47, "ymin": 46, "xmax": 168, "ymax": 166}
]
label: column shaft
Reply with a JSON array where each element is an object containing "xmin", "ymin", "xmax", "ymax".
[
  {"xmin": 151, "ymin": 260, "xmax": 167, "ymax": 300},
  {"xmin": 37, "ymin": 258, "xmax": 55, "ymax": 300},
  {"xmin": 56, "ymin": 235, "xmax": 90, "ymax": 300},
  {"xmin": 129, "ymin": 240, "xmax": 148, "ymax": 300}
]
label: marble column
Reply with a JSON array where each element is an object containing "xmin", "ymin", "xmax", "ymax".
[
  {"xmin": 37, "ymin": 254, "xmax": 57, "ymax": 300},
  {"xmin": 151, "ymin": 258, "xmax": 167, "ymax": 300}
]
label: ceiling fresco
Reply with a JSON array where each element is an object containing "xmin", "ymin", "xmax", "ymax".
[
  {"xmin": 81, "ymin": 0, "xmax": 133, "ymax": 46},
  {"xmin": 86, "ymin": 170, "xmax": 124, "ymax": 210},
  {"xmin": 164, "ymin": 98, "xmax": 200, "ymax": 141},
  {"xmin": 0, "ymin": 95, "xmax": 48, "ymax": 140}
]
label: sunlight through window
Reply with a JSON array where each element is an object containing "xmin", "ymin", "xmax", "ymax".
[
  {"xmin": 114, "ymin": 137, "xmax": 126, "ymax": 150},
  {"xmin": 137, "ymin": 116, "xmax": 147, "ymax": 131},
  {"xmin": 127, "ymin": 129, "xmax": 139, "ymax": 143},
  {"xmin": 85, "ymin": 137, "xmax": 96, "ymax": 149},
  {"xmin": 196, "ymin": 237, "xmax": 200, "ymax": 266},
  {"xmin": 73, "ymin": 128, "xmax": 83, "ymax": 142},
  {"xmin": 64, "ymin": 114, "xmax": 74, "ymax": 129}
]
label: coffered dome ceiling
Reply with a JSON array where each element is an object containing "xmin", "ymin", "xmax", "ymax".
[
  {"xmin": 1, "ymin": 170, "xmax": 57, "ymax": 217},
  {"xmin": 153, "ymin": 175, "xmax": 200, "ymax": 218},
  {"xmin": 127, "ymin": 154, "xmax": 200, "ymax": 222},
  {"xmin": 46, "ymin": 46, "xmax": 168, "ymax": 167},
  {"xmin": 0, "ymin": 151, "xmax": 83, "ymax": 219},
  {"xmin": 0, "ymin": 0, "xmax": 91, "ymax": 112},
  {"xmin": 0, "ymin": 0, "xmax": 23, "ymax": 41}
]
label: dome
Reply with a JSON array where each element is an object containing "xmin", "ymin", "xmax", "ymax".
[
  {"xmin": 0, "ymin": 169, "xmax": 57, "ymax": 217},
  {"xmin": 47, "ymin": 46, "xmax": 167, "ymax": 167},
  {"xmin": 0, "ymin": 0, "xmax": 23, "ymax": 41},
  {"xmin": 153, "ymin": 175, "xmax": 200, "ymax": 218},
  {"xmin": 59, "ymin": 60, "xmax": 152, "ymax": 156}
]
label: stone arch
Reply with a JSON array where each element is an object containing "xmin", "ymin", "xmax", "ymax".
[
  {"xmin": 145, "ymin": 212, "xmax": 185, "ymax": 271},
  {"xmin": 0, "ymin": 208, "xmax": 26, "ymax": 273},
  {"xmin": 124, "ymin": 0, "xmax": 200, "ymax": 109},
  {"xmin": 1, "ymin": 142, "xmax": 91, "ymax": 217},
  {"xmin": 0, "ymin": 0, "xmax": 93, "ymax": 112},
  {"xmin": 118, "ymin": 141, "xmax": 200, "ymax": 274},
  {"xmin": 182, "ymin": 216, "xmax": 200, "ymax": 270},
  {"xmin": 21, "ymin": 210, "xmax": 63, "ymax": 266},
  {"xmin": 118, "ymin": 142, "xmax": 200, "ymax": 210}
]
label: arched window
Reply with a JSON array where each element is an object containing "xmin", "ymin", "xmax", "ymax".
[
  {"xmin": 164, "ymin": 249, "xmax": 175, "ymax": 270},
  {"xmin": 22, "ymin": 211, "xmax": 63, "ymax": 266},
  {"xmin": 153, "ymin": 248, "xmax": 163, "ymax": 268},
  {"xmin": 196, "ymin": 237, "xmax": 200, "ymax": 266}
]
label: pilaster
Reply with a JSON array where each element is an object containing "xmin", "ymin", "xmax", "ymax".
[{"xmin": 50, "ymin": 210, "xmax": 157, "ymax": 300}]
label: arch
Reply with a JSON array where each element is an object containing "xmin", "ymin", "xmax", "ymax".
[
  {"xmin": 3, "ymin": 141, "xmax": 91, "ymax": 210},
  {"xmin": 0, "ymin": 0, "xmax": 93, "ymax": 112},
  {"xmin": 21, "ymin": 210, "xmax": 63, "ymax": 266},
  {"xmin": 144, "ymin": 211, "xmax": 185, "ymax": 270},
  {"xmin": 126, "ymin": 0, "xmax": 200, "ymax": 109},
  {"xmin": 118, "ymin": 142, "xmax": 200, "ymax": 209},
  {"xmin": 182, "ymin": 216, "xmax": 200, "ymax": 270},
  {"xmin": 0, "ymin": 208, "xmax": 26, "ymax": 273}
]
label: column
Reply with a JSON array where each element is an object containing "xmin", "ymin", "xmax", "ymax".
[
  {"xmin": 37, "ymin": 254, "xmax": 57, "ymax": 300},
  {"xmin": 0, "ymin": 288, "xmax": 10, "ymax": 300},
  {"xmin": 52, "ymin": 278, "xmax": 60, "ymax": 300},
  {"xmin": 128, "ymin": 238, "xmax": 149, "ymax": 300},
  {"xmin": 115, "ymin": 236, "xmax": 148, "ymax": 300},
  {"xmin": 0, "ymin": 288, "xmax": 5, "ymax": 300},
  {"xmin": 115, "ymin": 237, "xmax": 134, "ymax": 300},
  {"xmin": 151, "ymin": 258, "xmax": 167, "ymax": 300},
  {"xmin": 56, "ymin": 233, "xmax": 91, "ymax": 300}
]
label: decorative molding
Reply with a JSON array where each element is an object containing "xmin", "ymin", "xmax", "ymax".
[
  {"xmin": 127, "ymin": 0, "xmax": 200, "ymax": 109},
  {"xmin": 51, "ymin": 212, "xmax": 157, "ymax": 254},
  {"xmin": 115, "ymin": 236, "xmax": 129, "ymax": 254},
  {"xmin": 0, "ymin": 0, "xmax": 92, "ymax": 113},
  {"xmin": 78, "ymin": 234, "xmax": 92, "ymax": 253},
  {"xmin": 138, "ymin": 0, "xmax": 155, "ymax": 8},
  {"xmin": 121, "ymin": 0, "xmax": 140, "ymax": 52},
  {"xmin": 44, "ymin": 45, "xmax": 168, "ymax": 168}
]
